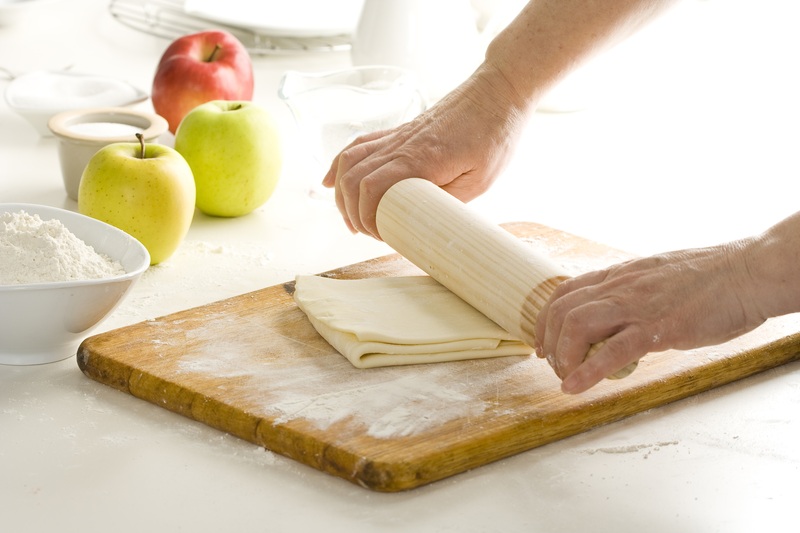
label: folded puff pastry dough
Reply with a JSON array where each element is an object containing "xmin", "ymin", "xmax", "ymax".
[{"xmin": 293, "ymin": 275, "xmax": 532, "ymax": 368}]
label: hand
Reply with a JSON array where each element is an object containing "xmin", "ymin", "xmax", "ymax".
[
  {"xmin": 534, "ymin": 240, "xmax": 769, "ymax": 394},
  {"xmin": 322, "ymin": 64, "xmax": 532, "ymax": 239}
]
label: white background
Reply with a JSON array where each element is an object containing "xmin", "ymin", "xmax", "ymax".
[{"xmin": 2, "ymin": 1, "xmax": 799, "ymax": 531}]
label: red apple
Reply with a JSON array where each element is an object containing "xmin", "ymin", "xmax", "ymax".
[{"xmin": 151, "ymin": 30, "xmax": 254, "ymax": 133}]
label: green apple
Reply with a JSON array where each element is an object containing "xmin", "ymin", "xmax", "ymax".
[
  {"xmin": 78, "ymin": 134, "xmax": 196, "ymax": 265},
  {"xmin": 174, "ymin": 100, "xmax": 282, "ymax": 217}
]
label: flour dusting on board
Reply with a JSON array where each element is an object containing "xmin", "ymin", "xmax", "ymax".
[
  {"xmin": 165, "ymin": 311, "xmax": 540, "ymax": 440},
  {"xmin": 520, "ymin": 236, "xmax": 632, "ymax": 275},
  {"xmin": 265, "ymin": 372, "xmax": 487, "ymax": 439}
]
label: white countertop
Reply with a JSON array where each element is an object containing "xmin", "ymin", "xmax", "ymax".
[{"xmin": 2, "ymin": 1, "xmax": 799, "ymax": 531}]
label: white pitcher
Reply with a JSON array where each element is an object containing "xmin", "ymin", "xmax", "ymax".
[{"xmin": 350, "ymin": 0, "xmax": 485, "ymax": 101}]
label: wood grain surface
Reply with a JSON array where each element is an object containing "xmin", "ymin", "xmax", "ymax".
[
  {"xmin": 376, "ymin": 178, "xmax": 637, "ymax": 378},
  {"xmin": 77, "ymin": 222, "xmax": 800, "ymax": 492}
]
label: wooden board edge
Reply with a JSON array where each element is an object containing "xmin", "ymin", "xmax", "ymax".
[
  {"xmin": 77, "ymin": 317, "xmax": 800, "ymax": 492},
  {"xmin": 339, "ymin": 332, "xmax": 800, "ymax": 491}
]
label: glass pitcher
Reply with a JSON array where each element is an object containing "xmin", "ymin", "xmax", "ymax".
[{"xmin": 278, "ymin": 65, "xmax": 426, "ymax": 198}]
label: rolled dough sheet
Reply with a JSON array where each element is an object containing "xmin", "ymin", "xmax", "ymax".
[{"xmin": 293, "ymin": 275, "xmax": 532, "ymax": 368}]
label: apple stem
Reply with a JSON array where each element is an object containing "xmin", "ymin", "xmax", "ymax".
[
  {"xmin": 206, "ymin": 44, "xmax": 222, "ymax": 62},
  {"xmin": 135, "ymin": 132, "xmax": 145, "ymax": 159}
]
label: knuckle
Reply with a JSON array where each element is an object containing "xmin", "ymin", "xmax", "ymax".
[
  {"xmin": 336, "ymin": 148, "xmax": 359, "ymax": 172},
  {"xmin": 551, "ymin": 299, "xmax": 578, "ymax": 329}
]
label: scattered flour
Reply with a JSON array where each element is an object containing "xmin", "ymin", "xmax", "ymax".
[
  {"xmin": 168, "ymin": 314, "xmax": 540, "ymax": 441},
  {"xmin": 583, "ymin": 440, "xmax": 680, "ymax": 459},
  {"xmin": 0, "ymin": 210, "xmax": 125, "ymax": 285}
]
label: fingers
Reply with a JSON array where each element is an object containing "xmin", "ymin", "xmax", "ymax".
[
  {"xmin": 549, "ymin": 298, "xmax": 625, "ymax": 377},
  {"xmin": 322, "ymin": 153, "xmax": 340, "ymax": 189},
  {"xmin": 534, "ymin": 269, "xmax": 609, "ymax": 356},
  {"xmin": 534, "ymin": 267, "xmax": 647, "ymax": 394},
  {"xmin": 323, "ymin": 129, "xmax": 392, "ymax": 190},
  {"xmin": 355, "ymin": 169, "xmax": 410, "ymax": 239},
  {"xmin": 323, "ymin": 131, "xmax": 388, "ymax": 190},
  {"xmin": 334, "ymin": 143, "xmax": 414, "ymax": 238},
  {"xmin": 560, "ymin": 329, "xmax": 648, "ymax": 394},
  {"xmin": 325, "ymin": 129, "xmax": 410, "ymax": 238}
]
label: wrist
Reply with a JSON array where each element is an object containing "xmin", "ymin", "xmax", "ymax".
[
  {"xmin": 468, "ymin": 61, "xmax": 539, "ymax": 120},
  {"xmin": 482, "ymin": 37, "xmax": 546, "ymax": 114},
  {"xmin": 737, "ymin": 215, "xmax": 800, "ymax": 320}
]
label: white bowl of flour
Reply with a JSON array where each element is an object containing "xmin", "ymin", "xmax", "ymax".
[{"xmin": 0, "ymin": 203, "xmax": 149, "ymax": 365}]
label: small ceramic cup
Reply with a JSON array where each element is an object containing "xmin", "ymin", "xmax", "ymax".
[{"xmin": 48, "ymin": 107, "xmax": 169, "ymax": 200}]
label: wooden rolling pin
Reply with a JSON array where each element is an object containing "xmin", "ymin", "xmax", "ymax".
[{"xmin": 375, "ymin": 178, "xmax": 636, "ymax": 380}]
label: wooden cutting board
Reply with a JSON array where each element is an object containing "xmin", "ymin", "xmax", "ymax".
[{"xmin": 77, "ymin": 222, "xmax": 800, "ymax": 492}]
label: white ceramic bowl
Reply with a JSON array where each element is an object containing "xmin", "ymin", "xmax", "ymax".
[
  {"xmin": 0, "ymin": 203, "xmax": 150, "ymax": 365},
  {"xmin": 4, "ymin": 70, "xmax": 148, "ymax": 136},
  {"xmin": 48, "ymin": 107, "xmax": 169, "ymax": 200}
]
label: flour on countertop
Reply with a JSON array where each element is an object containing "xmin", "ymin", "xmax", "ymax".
[
  {"xmin": 580, "ymin": 440, "xmax": 681, "ymax": 460},
  {"xmin": 0, "ymin": 210, "xmax": 125, "ymax": 285}
]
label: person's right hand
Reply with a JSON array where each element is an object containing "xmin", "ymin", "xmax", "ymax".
[
  {"xmin": 533, "ymin": 240, "xmax": 770, "ymax": 394},
  {"xmin": 322, "ymin": 63, "xmax": 534, "ymax": 239}
]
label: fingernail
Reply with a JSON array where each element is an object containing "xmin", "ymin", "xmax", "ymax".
[{"xmin": 561, "ymin": 375, "xmax": 580, "ymax": 395}]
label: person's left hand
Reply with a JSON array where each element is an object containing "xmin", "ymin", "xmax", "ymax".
[
  {"xmin": 321, "ymin": 63, "xmax": 531, "ymax": 239},
  {"xmin": 534, "ymin": 241, "xmax": 767, "ymax": 394}
]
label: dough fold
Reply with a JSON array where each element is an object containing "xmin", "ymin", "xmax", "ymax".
[{"xmin": 293, "ymin": 275, "xmax": 532, "ymax": 368}]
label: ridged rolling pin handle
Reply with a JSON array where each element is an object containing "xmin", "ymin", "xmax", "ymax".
[{"xmin": 375, "ymin": 178, "xmax": 637, "ymax": 381}]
